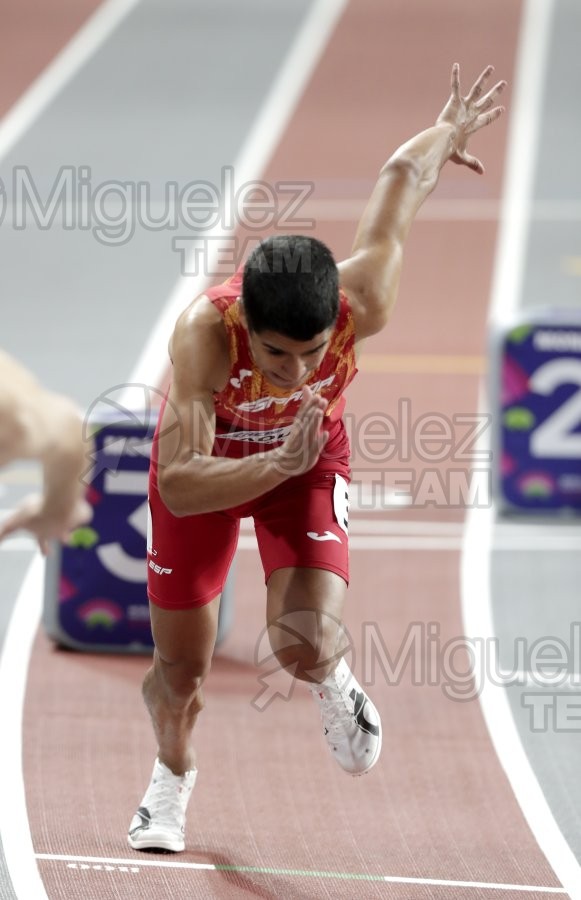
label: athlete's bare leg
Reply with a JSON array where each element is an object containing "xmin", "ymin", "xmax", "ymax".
[
  {"xmin": 266, "ymin": 566, "xmax": 381, "ymax": 775},
  {"xmin": 266, "ymin": 567, "xmax": 349, "ymax": 683},
  {"xmin": 142, "ymin": 597, "xmax": 221, "ymax": 775}
]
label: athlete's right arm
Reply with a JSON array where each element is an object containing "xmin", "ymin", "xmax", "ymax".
[{"xmin": 156, "ymin": 298, "xmax": 328, "ymax": 516}]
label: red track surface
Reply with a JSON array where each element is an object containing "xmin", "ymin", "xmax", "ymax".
[
  {"xmin": 5, "ymin": 0, "xmax": 569, "ymax": 896},
  {"xmin": 0, "ymin": 0, "xmax": 103, "ymax": 117}
]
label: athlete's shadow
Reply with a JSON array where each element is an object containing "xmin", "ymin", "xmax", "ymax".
[{"xmin": 203, "ymin": 849, "xmax": 321, "ymax": 900}]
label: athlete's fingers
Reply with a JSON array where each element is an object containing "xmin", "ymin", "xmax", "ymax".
[
  {"xmin": 469, "ymin": 105, "xmax": 504, "ymax": 134},
  {"xmin": 475, "ymin": 79, "xmax": 506, "ymax": 110},
  {"xmin": 296, "ymin": 394, "xmax": 327, "ymax": 434},
  {"xmin": 457, "ymin": 149, "xmax": 484, "ymax": 174},
  {"xmin": 306, "ymin": 403, "xmax": 326, "ymax": 434},
  {"xmin": 450, "ymin": 62, "xmax": 460, "ymax": 99},
  {"xmin": 465, "ymin": 64, "xmax": 494, "ymax": 103}
]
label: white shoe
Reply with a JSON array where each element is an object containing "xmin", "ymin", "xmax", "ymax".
[
  {"xmin": 310, "ymin": 658, "xmax": 382, "ymax": 776},
  {"xmin": 128, "ymin": 758, "xmax": 197, "ymax": 852}
]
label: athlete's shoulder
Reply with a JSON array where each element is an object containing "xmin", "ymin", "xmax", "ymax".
[
  {"xmin": 169, "ymin": 294, "xmax": 230, "ymax": 392},
  {"xmin": 172, "ymin": 293, "xmax": 225, "ymax": 341}
]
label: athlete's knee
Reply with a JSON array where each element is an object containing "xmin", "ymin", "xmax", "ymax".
[
  {"xmin": 144, "ymin": 650, "xmax": 211, "ymax": 713},
  {"xmin": 267, "ymin": 611, "xmax": 344, "ymax": 683}
]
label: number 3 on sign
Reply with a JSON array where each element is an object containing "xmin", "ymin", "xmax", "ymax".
[{"xmin": 530, "ymin": 358, "xmax": 581, "ymax": 458}]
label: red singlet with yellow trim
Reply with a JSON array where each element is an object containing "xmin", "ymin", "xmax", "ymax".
[{"xmin": 205, "ymin": 269, "xmax": 357, "ymax": 455}]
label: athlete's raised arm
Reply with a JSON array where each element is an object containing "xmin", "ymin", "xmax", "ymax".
[{"xmin": 338, "ymin": 63, "xmax": 506, "ymax": 341}]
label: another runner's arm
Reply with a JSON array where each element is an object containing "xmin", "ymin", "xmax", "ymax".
[
  {"xmin": 338, "ymin": 63, "xmax": 505, "ymax": 339},
  {"xmin": 156, "ymin": 300, "xmax": 328, "ymax": 516},
  {"xmin": 0, "ymin": 350, "xmax": 91, "ymax": 553}
]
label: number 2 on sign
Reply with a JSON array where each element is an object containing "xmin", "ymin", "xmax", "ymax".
[{"xmin": 530, "ymin": 358, "xmax": 581, "ymax": 458}]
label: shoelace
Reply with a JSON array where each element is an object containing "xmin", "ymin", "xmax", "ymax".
[
  {"xmin": 145, "ymin": 775, "xmax": 190, "ymax": 827},
  {"xmin": 315, "ymin": 686, "xmax": 355, "ymax": 737}
]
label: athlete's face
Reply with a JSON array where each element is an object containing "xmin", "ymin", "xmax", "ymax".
[{"xmin": 247, "ymin": 328, "xmax": 332, "ymax": 389}]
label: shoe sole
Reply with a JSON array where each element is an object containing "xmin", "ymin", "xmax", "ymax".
[{"xmin": 128, "ymin": 834, "xmax": 184, "ymax": 853}]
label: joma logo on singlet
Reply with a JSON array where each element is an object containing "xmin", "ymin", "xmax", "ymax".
[{"xmin": 236, "ymin": 375, "xmax": 335, "ymax": 412}]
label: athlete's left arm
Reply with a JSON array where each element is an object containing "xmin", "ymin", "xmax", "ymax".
[{"xmin": 338, "ymin": 63, "xmax": 506, "ymax": 341}]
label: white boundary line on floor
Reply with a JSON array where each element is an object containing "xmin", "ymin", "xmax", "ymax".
[
  {"xmin": 34, "ymin": 853, "xmax": 567, "ymax": 894},
  {"xmin": 0, "ymin": 3, "xmax": 349, "ymax": 899},
  {"xmin": 0, "ymin": 4, "xmax": 146, "ymax": 895},
  {"xmin": 462, "ymin": 505, "xmax": 581, "ymax": 900},
  {"xmin": 462, "ymin": 3, "xmax": 581, "ymax": 897},
  {"xmin": 0, "ymin": 557, "xmax": 46, "ymax": 900},
  {"xmin": 0, "ymin": 0, "xmax": 142, "ymax": 166},
  {"xmin": 487, "ymin": 0, "xmax": 552, "ymax": 329}
]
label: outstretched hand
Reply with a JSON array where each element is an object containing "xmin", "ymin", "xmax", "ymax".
[
  {"xmin": 437, "ymin": 63, "xmax": 506, "ymax": 174},
  {"xmin": 0, "ymin": 493, "xmax": 92, "ymax": 555}
]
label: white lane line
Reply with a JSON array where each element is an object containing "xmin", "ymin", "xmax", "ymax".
[
  {"xmin": 461, "ymin": 1, "xmax": 581, "ymax": 896},
  {"xmin": 0, "ymin": 558, "xmax": 47, "ymax": 900},
  {"xmin": 121, "ymin": 0, "xmax": 349, "ymax": 404},
  {"xmin": 462, "ymin": 0, "xmax": 581, "ymax": 893},
  {"xmin": 487, "ymin": 0, "xmax": 554, "ymax": 329},
  {"xmin": 0, "ymin": 4, "xmax": 147, "ymax": 900},
  {"xmin": 34, "ymin": 853, "xmax": 566, "ymax": 893},
  {"xmin": 462, "ymin": 505, "xmax": 581, "ymax": 900},
  {"xmin": 0, "ymin": 0, "xmax": 142, "ymax": 165}
]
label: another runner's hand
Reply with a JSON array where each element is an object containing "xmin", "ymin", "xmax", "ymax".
[
  {"xmin": 0, "ymin": 493, "xmax": 92, "ymax": 555},
  {"xmin": 272, "ymin": 385, "xmax": 329, "ymax": 477},
  {"xmin": 437, "ymin": 63, "xmax": 506, "ymax": 174}
]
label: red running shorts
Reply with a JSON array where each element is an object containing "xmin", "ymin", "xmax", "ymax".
[{"xmin": 146, "ymin": 421, "xmax": 351, "ymax": 610}]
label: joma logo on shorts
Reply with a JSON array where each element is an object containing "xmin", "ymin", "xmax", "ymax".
[{"xmin": 148, "ymin": 561, "xmax": 173, "ymax": 575}]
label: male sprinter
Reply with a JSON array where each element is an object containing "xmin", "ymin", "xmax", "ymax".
[{"xmin": 129, "ymin": 64, "xmax": 505, "ymax": 852}]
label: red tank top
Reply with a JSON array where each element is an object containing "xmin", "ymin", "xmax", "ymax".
[{"xmin": 205, "ymin": 269, "xmax": 358, "ymax": 448}]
